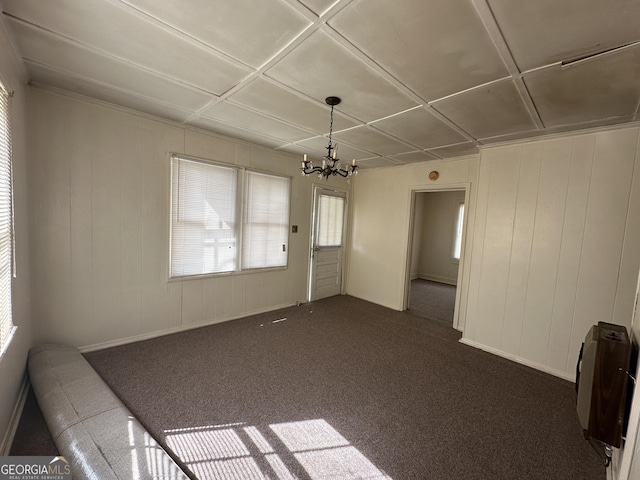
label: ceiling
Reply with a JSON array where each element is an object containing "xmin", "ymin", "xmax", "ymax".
[{"xmin": 2, "ymin": 0, "xmax": 640, "ymax": 168}]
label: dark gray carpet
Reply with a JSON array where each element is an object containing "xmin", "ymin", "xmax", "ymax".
[
  {"xmin": 9, "ymin": 387, "xmax": 57, "ymax": 456},
  {"xmin": 409, "ymin": 279, "xmax": 456, "ymax": 326},
  {"xmin": 76, "ymin": 295, "xmax": 604, "ymax": 480}
]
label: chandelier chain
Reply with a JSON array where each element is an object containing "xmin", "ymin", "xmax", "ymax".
[{"xmin": 328, "ymin": 103, "xmax": 334, "ymax": 152}]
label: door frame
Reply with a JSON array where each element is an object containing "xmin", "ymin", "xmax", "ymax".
[
  {"xmin": 307, "ymin": 184, "xmax": 350, "ymax": 302},
  {"xmin": 403, "ymin": 183, "xmax": 471, "ymax": 331}
]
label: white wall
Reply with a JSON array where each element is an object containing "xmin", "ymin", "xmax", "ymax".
[
  {"xmin": 28, "ymin": 88, "xmax": 342, "ymax": 350},
  {"xmin": 414, "ymin": 190, "xmax": 465, "ymax": 285},
  {"xmin": 463, "ymin": 127, "xmax": 640, "ymax": 380},
  {"xmin": 347, "ymin": 156, "xmax": 479, "ymax": 331},
  {"xmin": 348, "ymin": 126, "xmax": 640, "ymax": 381},
  {"xmin": 0, "ymin": 19, "xmax": 32, "ymax": 453},
  {"xmin": 613, "ymin": 269, "xmax": 640, "ymax": 480}
]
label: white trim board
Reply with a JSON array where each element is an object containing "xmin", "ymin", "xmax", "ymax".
[
  {"xmin": 459, "ymin": 338, "xmax": 575, "ymax": 382},
  {"xmin": 417, "ymin": 273, "xmax": 457, "ymax": 286},
  {"xmin": 79, "ymin": 301, "xmax": 298, "ymax": 353},
  {"xmin": 0, "ymin": 375, "xmax": 29, "ymax": 455}
]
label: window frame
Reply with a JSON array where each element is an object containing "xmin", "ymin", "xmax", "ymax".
[
  {"xmin": 451, "ymin": 201, "xmax": 464, "ymax": 262},
  {"xmin": 169, "ymin": 154, "xmax": 292, "ymax": 281}
]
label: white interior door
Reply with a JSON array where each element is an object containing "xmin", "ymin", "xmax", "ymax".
[{"xmin": 310, "ymin": 188, "xmax": 346, "ymax": 301}]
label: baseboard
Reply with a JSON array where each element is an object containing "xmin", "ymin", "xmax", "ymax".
[
  {"xmin": 417, "ymin": 274, "xmax": 457, "ymax": 286},
  {"xmin": 79, "ymin": 301, "xmax": 298, "ymax": 353},
  {"xmin": 0, "ymin": 374, "xmax": 29, "ymax": 455},
  {"xmin": 458, "ymin": 338, "xmax": 575, "ymax": 382}
]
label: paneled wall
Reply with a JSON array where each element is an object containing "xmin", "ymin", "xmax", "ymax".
[
  {"xmin": 347, "ymin": 156, "xmax": 479, "ymax": 330},
  {"xmin": 0, "ymin": 23, "xmax": 31, "ymax": 452},
  {"xmin": 463, "ymin": 127, "xmax": 640, "ymax": 379},
  {"xmin": 28, "ymin": 88, "xmax": 335, "ymax": 350}
]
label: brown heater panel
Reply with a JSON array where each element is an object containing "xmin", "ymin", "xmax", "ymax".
[{"xmin": 587, "ymin": 322, "xmax": 631, "ymax": 447}]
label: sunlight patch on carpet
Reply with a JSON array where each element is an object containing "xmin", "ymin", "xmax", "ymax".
[{"xmin": 163, "ymin": 419, "xmax": 392, "ymax": 479}]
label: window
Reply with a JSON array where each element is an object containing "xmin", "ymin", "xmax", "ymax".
[
  {"xmin": 316, "ymin": 194, "xmax": 344, "ymax": 247},
  {"xmin": 0, "ymin": 83, "xmax": 14, "ymax": 356},
  {"xmin": 452, "ymin": 202, "xmax": 464, "ymax": 260},
  {"xmin": 242, "ymin": 171, "xmax": 290, "ymax": 270},
  {"xmin": 170, "ymin": 155, "xmax": 290, "ymax": 278}
]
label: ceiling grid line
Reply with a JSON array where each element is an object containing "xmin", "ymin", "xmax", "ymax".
[
  {"xmin": 3, "ymin": 0, "xmax": 639, "ymax": 168},
  {"xmin": 3, "ymin": 13, "xmax": 225, "ymax": 98},
  {"xmin": 112, "ymin": 0, "xmax": 254, "ymax": 70},
  {"xmin": 24, "ymin": 59, "xmax": 196, "ymax": 114},
  {"xmin": 324, "ymin": 25, "xmax": 479, "ymax": 144},
  {"xmin": 470, "ymin": 0, "xmax": 544, "ymax": 131},
  {"xmin": 182, "ymin": 2, "xmax": 355, "ymax": 125}
]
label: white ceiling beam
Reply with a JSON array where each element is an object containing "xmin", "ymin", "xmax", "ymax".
[{"xmin": 470, "ymin": 0, "xmax": 544, "ymax": 130}]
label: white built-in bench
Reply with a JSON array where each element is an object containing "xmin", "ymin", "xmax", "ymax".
[{"xmin": 28, "ymin": 344, "xmax": 188, "ymax": 480}]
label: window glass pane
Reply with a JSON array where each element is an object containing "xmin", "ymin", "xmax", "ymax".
[
  {"xmin": 171, "ymin": 157, "xmax": 237, "ymax": 277},
  {"xmin": 317, "ymin": 195, "xmax": 344, "ymax": 247},
  {"xmin": 453, "ymin": 203, "xmax": 464, "ymax": 260},
  {"xmin": 242, "ymin": 171, "xmax": 290, "ymax": 269}
]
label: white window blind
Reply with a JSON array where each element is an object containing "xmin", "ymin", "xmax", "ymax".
[
  {"xmin": 170, "ymin": 155, "xmax": 291, "ymax": 278},
  {"xmin": 171, "ymin": 157, "xmax": 237, "ymax": 277},
  {"xmin": 453, "ymin": 203, "xmax": 464, "ymax": 260},
  {"xmin": 0, "ymin": 83, "xmax": 14, "ymax": 355},
  {"xmin": 242, "ymin": 171, "xmax": 290, "ymax": 269},
  {"xmin": 317, "ymin": 194, "xmax": 344, "ymax": 247}
]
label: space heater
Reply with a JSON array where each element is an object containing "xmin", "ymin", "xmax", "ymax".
[{"xmin": 576, "ymin": 321, "xmax": 631, "ymax": 448}]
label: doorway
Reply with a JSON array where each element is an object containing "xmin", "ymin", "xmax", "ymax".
[
  {"xmin": 407, "ymin": 190, "xmax": 465, "ymax": 328},
  {"xmin": 308, "ymin": 187, "xmax": 347, "ymax": 301}
]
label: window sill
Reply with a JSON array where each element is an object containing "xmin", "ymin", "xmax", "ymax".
[{"xmin": 168, "ymin": 265, "xmax": 288, "ymax": 283}]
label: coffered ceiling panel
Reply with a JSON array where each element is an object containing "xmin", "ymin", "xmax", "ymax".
[
  {"xmin": 200, "ymin": 102, "xmax": 316, "ymax": 142},
  {"xmin": 296, "ymin": 136, "xmax": 373, "ymax": 162},
  {"xmin": 299, "ymin": 0, "xmax": 337, "ymax": 17},
  {"xmin": 370, "ymin": 107, "xmax": 468, "ymax": 149},
  {"xmin": 120, "ymin": 0, "xmax": 311, "ymax": 68},
  {"xmin": 433, "ymin": 80, "xmax": 537, "ymax": 140},
  {"xmin": 428, "ymin": 142, "xmax": 479, "ymax": 158},
  {"xmin": 332, "ymin": 126, "xmax": 415, "ymax": 156},
  {"xmin": 524, "ymin": 45, "xmax": 640, "ymax": 128},
  {"xmin": 26, "ymin": 61, "xmax": 194, "ymax": 123},
  {"xmin": 2, "ymin": 0, "xmax": 250, "ymax": 94},
  {"xmin": 387, "ymin": 151, "xmax": 438, "ymax": 164},
  {"xmin": 228, "ymin": 78, "xmax": 359, "ymax": 134},
  {"xmin": 265, "ymin": 30, "xmax": 418, "ymax": 122},
  {"xmin": 190, "ymin": 116, "xmax": 285, "ymax": 150},
  {"xmin": 9, "ymin": 19, "xmax": 213, "ymax": 110},
  {"xmin": 488, "ymin": 0, "xmax": 640, "ymax": 71},
  {"xmin": 357, "ymin": 157, "xmax": 400, "ymax": 169},
  {"xmin": 330, "ymin": 0, "xmax": 509, "ymax": 100},
  {"xmin": 5, "ymin": 0, "xmax": 640, "ymax": 171}
]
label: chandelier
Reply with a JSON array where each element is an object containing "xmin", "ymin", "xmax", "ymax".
[{"xmin": 301, "ymin": 96, "xmax": 357, "ymax": 180}]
